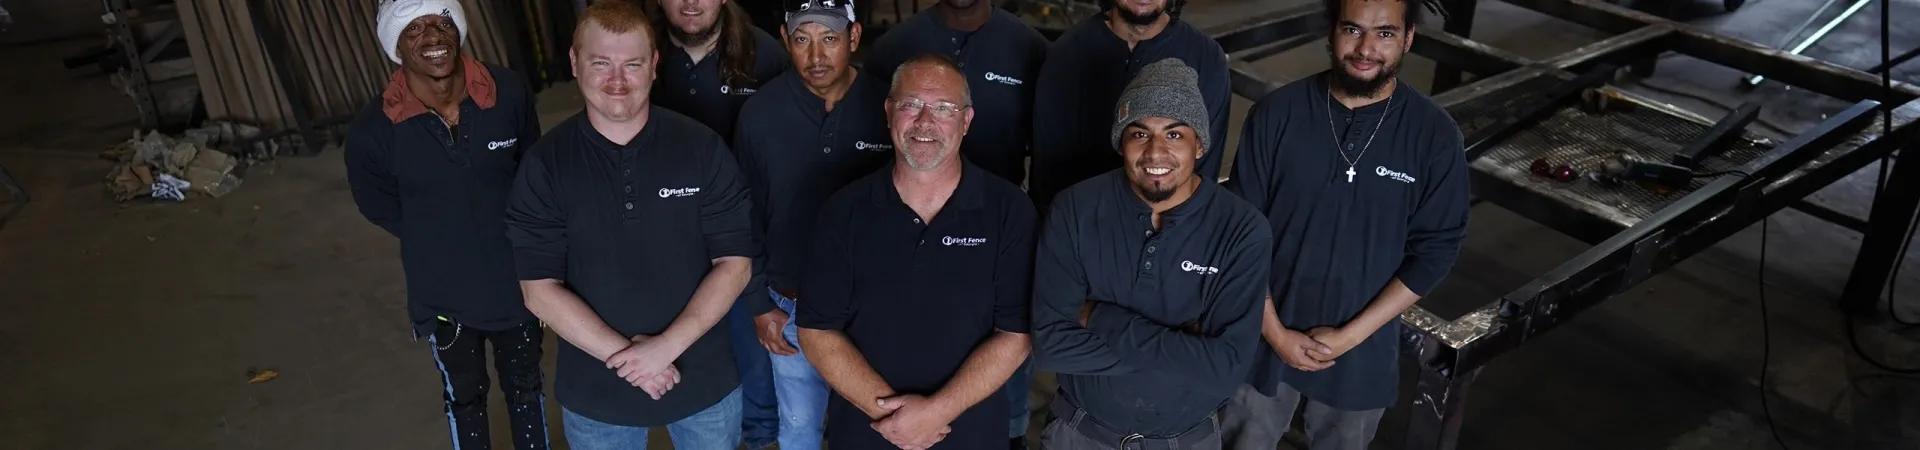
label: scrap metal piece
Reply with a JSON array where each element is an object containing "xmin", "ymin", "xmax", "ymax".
[
  {"xmin": 1671, "ymin": 101, "xmax": 1763, "ymax": 169},
  {"xmin": 1462, "ymin": 64, "xmax": 1618, "ymax": 161}
]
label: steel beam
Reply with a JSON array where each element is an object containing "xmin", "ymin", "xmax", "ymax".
[
  {"xmin": 1411, "ymin": 28, "xmax": 1530, "ymax": 76},
  {"xmin": 1538, "ymin": 24, "xmax": 1674, "ymax": 71},
  {"xmin": 1462, "ymin": 65, "xmax": 1616, "ymax": 161},
  {"xmin": 1206, "ymin": 3, "xmax": 1327, "ymax": 55},
  {"xmin": 1840, "ymin": 139, "xmax": 1920, "ymax": 314}
]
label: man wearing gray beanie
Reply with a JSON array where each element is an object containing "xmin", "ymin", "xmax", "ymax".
[
  {"xmin": 345, "ymin": 1, "xmax": 548, "ymax": 449},
  {"xmin": 1028, "ymin": 57, "xmax": 1274, "ymax": 450}
]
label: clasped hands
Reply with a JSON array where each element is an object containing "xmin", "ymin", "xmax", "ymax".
[
  {"xmin": 870, "ymin": 393, "xmax": 958, "ymax": 450},
  {"xmin": 1274, "ymin": 326, "xmax": 1361, "ymax": 372},
  {"xmin": 605, "ymin": 334, "xmax": 684, "ymax": 400}
]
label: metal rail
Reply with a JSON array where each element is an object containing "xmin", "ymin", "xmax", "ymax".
[{"xmin": 1204, "ymin": 0, "xmax": 1920, "ymax": 448}]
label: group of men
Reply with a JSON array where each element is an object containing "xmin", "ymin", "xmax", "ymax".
[{"xmin": 345, "ymin": 0, "xmax": 1468, "ymax": 447}]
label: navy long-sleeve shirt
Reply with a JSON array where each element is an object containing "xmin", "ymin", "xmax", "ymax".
[
  {"xmin": 863, "ymin": 8, "xmax": 1049, "ymax": 185},
  {"xmin": 1028, "ymin": 15, "xmax": 1230, "ymax": 209},
  {"xmin": 344, "ymin": 61, "xmax": 541, "ymax": 337},
  {"xmin": 1226, "ymin": 74, "xmax": 1471, "ymax": 411},
  {"xmin": 1031, "ymin": 170, "xmax": 1273, "ymax": 435}
]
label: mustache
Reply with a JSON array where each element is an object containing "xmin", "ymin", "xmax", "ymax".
[{"xmin": 1345, "ymin": 55, "xmax": 1383, "ymax": 65}]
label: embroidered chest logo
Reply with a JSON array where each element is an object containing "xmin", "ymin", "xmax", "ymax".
[
  {"xmin": 720, "ymin": 85, "xmax": 757, "ymax": 96},
  {"xmin": 855, "ymin": 140, "xmax": 892, "ymax": 151},
  {"xmin": 487, "ymin": 138, "xmax": 518, "ymax": 150},
  {"xmin": 1180, "ymin": 260, "xmax": 1220, "ymax": 275},
  {"xmin": 983, "ymin": 72, "xmax": 1024, "ymax": 86},
  {"xmin": 1376, "ymin": 166, "xmax": 1416, "ymax": 184},
  {"xmin": 659, "ymin": 187, "xmax": 701, "ymax": 198},
  {"xmin": 942, "ymin": 236, "xmax": 987, "ymax": 247}
]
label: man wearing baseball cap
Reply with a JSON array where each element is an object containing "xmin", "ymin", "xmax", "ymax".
[
  {"xmin": 1029, "ymin": 58, "xmax": 1272, "ymax": 450},
  {"xmin": 732, "ymin": 0, "xmax": 893, "ymax": 448},
  {"xmin": 344, "ymin": 1, "xmax": 548, "ymax": 449}
]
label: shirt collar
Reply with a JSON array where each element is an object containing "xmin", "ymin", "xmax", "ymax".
[
  {"xmin": 381, "ymin": 56, "xmax": 498, "ymax": 124},
  {"xmin": 870, "ymin": 160, "xmax": 989, "ymax": 212},
  {"xmin": 576, "ymin": 107, "xmax": 659, "ymax": 151},
  {"xmin": 1110, "ymin": 168, "xmax": 1215, "ymax": 220}
]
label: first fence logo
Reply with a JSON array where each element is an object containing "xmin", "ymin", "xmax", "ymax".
[
  {"xmin": 659, "ymin": 187, "xmax": 701, "ymax": 198},
  {"xmin": 487, "ymin": 138, "xmax": 517, "ymax": 150},
  {"xmin": 942, "ymin": 236, "xmax": 987, "ymax": 246}
]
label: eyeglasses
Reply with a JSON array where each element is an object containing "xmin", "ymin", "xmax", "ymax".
[{"xmin": 892, "ymin": 97, "xmax": 968, "ymax": 120}]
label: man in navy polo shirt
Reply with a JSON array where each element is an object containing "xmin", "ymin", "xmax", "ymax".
[
  {"xmin": 1027, "ymin": 0, "xmax": 1230, "ymax": 211},
  {"xmin": 797, "ymin": 53, "xmax": 1037, "ymax": 450},
  {"xmin": 503, "ymin": 2, "xmax": 756, "ymax": 448},
  {"xmin": 1218, "ymin": 0, "xmax": 1469, "ymax": 448},
  {"xmin": 1030, "ymin": 58, "xmax": 1273, "ymax": 450},
  {"xmin": 344, "ymin": 1, "xmax": 547, "ymax": 448},
  {"xmin": 733, "ymin": 0, "xmax": 892, "ymax": 447}
]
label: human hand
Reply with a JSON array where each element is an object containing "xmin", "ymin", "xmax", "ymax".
[
  {"xmin": 634, "ymin": 364, "xmax": 682, "ymax": 399},
  {"xmin": 755, "ymin": 309, "xmax": 798, "ymax": 356},
  {"xmin": 607, "ymin": 334, "xmax": 684, "ymax": 398},
  {"xmin": 871, "ymin": 394, "xmax": 954, "ymax": 450},
  {"xmin": 1273, "ymin": 328, "xmax": 1335, "ymax": 371},
  {"xmin": 1305, "ymin": 326, "xmax": 1362, "ymax": 362},
  {"xmin": 1079, "ymin": 300, "xmax": 1097, "ymax": 326}
]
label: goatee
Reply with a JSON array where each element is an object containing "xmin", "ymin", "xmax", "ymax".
[
  {"xmin": 1328, "ymin": 54, "xmax": 1399, "ymax": 98},
  {"xmin": 1116, "ymin": 7, "xmax": 1163, "ymax": 26},
  {"xmin": 1134, "ymin": 180, "xmax": 1175, "ymax": 203}
]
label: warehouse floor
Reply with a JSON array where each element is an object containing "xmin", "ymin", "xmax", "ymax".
[{"xmin": 3, "ymin": 0, "xmax": 1919, "ymax": 448}]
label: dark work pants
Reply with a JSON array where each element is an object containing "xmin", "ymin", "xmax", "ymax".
[{"xmin": 428, "ymin": 318, "xmax": 551, "ymax": 450}]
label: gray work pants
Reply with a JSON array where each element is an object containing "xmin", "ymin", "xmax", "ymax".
[{"xmin": 1218, "ymin": 384, "xmax": 1384, "ymax": 450}]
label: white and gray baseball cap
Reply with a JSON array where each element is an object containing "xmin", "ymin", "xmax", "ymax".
[{"xmin": 785, "ymin": 0, "xmax": 857, "ymax": 34}]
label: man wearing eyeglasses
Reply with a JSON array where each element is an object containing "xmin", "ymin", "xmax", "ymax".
[
  {"xmin": 795, "ymin": 53, "xmax": 1037, "ymax": 450},
  {"xmin": 732, "ymin": 0, "xmax": 892, "ymax": 447}
]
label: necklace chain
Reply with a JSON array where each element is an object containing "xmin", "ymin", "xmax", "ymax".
[{"xmin": 1326, "ymin": 87, "xmax": 1391, "ymax": 182}]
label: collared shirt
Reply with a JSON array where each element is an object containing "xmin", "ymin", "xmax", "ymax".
[
  {"xmin": 345, "ymin": 60, "xmax": 540, "ymax": 337},
  {"xmin": 863, "ymin": 8, "xmax": 1049, "ymax": 185},
  {"xmin": 1028, "ymin": 15, "xmax": 1231, "ymax": 209},
  {"xmin": 1030, "ymin": 171, "xmax": 1273, "ymax": 436},
  {"xmin": 1227, "ymin": 74, "xmax": 1471, "ymax": 411},
  {"xmin": 796, "ymin": 160, "xmax": 1038, "ymax": 448},
  {"xmin": 734, "ymin": 70, "xmax": 894, "ymax": 315},
  {"xmin": 503, "ymin": 107, "xmax": 757, "ymax": 426},
  {"xmin": 652, "ymin": 27, "xmax": 789, "ymax": 141}
]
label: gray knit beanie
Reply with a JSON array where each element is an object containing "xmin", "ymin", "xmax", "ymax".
[{"xmin": 1110, "ymin": 58, "xmax": 1210, "ymax": 154}]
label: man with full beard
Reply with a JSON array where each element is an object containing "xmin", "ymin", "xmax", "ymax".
[
  {"xmin": 345, "ymin": 1, "xmax": 547, "ymax": 449},
  {"xmin": 504, "ymin": 1, "xmax": 756, "ymax": 448},
  {"xmin": 646, "ymin": 0, "xmax": 788, "ymax": 446},
  {"xmin": 1030, "ymin": 58, "xmax": 1272, "ymax": 450},
  {"xmin": 796, "ymin": 53, "xmax": 1038, "ymax": 450},
  {"xmin": 1027, "ymin": 0, "xmax": 1229, "ymax": 212},
  {"xmin": 733, "ymin": 0, "xmax": 893, "ymax": 448},
  {"xmin": 1217, "ymin": 0, "xmax": 1469, "ymax": 448}
]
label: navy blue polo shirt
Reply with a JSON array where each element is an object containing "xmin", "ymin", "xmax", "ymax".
[
  {"xmin": 734, "ymin": 70, "xmax": 894, "ymax": 314},
  {"xmin": 863, "ymin": 8, "xmax": 1049, "ymax": 185},
  {"xmin": 652, "ymin": 27, "xmax": 789, "ymax": 141},
  {"xmin": 1030, "ymin": 170, "xmax": 1273, "ymax": 436},
  {"xmin": 1227, "ymin": 74, "xmax": 1471, "ymax": 411},
  {"xmin": 503, "ymin": 107, "xmax": 757, "ymax": 426},
  {"xmin": 1028, "ymin": 15, "xmax": 1231, "ymax": 209},
  {"xmin": 796, "ymin": 161, "xmax": 1038, "ymax": 449},
  {"xmin": 344, "ymin": 62, "xmax": 541, "ymax": 338}
]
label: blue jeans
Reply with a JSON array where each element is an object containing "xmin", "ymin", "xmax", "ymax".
[
  {"xmin": 768, "ymin": 288, "xmax": 828, "ymax": 450},
  {"xmin": 726, "ymin": 299, "xmax": 779, "ymax": 448},
  {"xmin": 1006, "ymin": 357, "xmax": 1033, "ymax": 438},
  {"xmin": 561, "ymin": 387, "xmax": 742, "ymax": 450}
]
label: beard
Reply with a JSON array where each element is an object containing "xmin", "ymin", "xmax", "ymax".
[
  {"xmin": 1133, "ymin": 178, "xmax": 1176, "ymax": 202},
  {"xmin": 1328, "ymin": 49, "xmax": 1401, "ymax": 98},
  {"xmin": 669, "ymin": 19, "xmax": 720, "ymax": 45},
  {"xmin": 1115, "ymin": 4, "xmax": 1165, "ymax": 25},
  {"xmin": 902, "ymin": 141, "xmax": 953, "ymax": 171}
]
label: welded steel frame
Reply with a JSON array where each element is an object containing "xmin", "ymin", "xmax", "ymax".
[{"xmin": 1203, "ymin": 1, "xmax": 1920, "ymax": 448}]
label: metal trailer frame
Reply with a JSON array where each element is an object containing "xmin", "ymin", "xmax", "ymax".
[{"xmin": 1202, "ymin": 0, "xmax": 1920, "ymax": 448}]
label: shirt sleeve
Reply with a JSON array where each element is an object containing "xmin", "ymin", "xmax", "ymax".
[
  {"xmin": 1029, "ymin": 195, "xmax": 1138, "ymax": 376},
  {"xmin": 701, "ymin": 139, "xmax": 757, "ymax": 260},
  {"xmin": 1224, "ymin": 96, "xmax": 1284, "ymax": 210},
  {"xmin": 503, "ymin": 147, "xmax": 569, "ymax": 281},
  {"xmin": 732, "ymin": 115, "xmax": 778, "ymax": 316},
  {"xmin": 994, "ymin": 196, "xmax": 1041, "ymax": 334},
  {"xmin": 796, "ymin": 199, "xmax": 854, "ymax": 330},
  {"xmin": 343, "ymin": 112, "xmax": 402, "ymax": 238},
  {"xmin": 515, "ymin": 77, "xmax": 543, "ymax": 160},
  {"xmin": 1197, "ymin": 46, "xmax": 1231, "ymax": 183},
  {"xmin": 1394, "ymin": 119, "xmax": 1471, "ymax": 296},
  {"xmin": 1087, "ymin": 220, "xmax": 1273, "ymax": 397}
]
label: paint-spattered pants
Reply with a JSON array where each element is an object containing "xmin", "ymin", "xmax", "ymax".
[{"xmin": 428, "ymin": 318, "xmax": 551, "ymax": 450}]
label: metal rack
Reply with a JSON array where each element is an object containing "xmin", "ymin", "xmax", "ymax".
[{"xmin": 1204, "ymin": 0, "xmax": 1920, "ymax": 447}]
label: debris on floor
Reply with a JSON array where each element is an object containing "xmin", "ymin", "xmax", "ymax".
[
  {"xmin": 103, "ymin": 121, "xmax": 259, "ymax": 202},
  {"xmin": 246, "ymin": 368, "xmax": 279, "ymax": 384}
]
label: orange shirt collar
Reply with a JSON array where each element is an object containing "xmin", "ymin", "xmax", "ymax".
[{"xmin": 381, "ymin": 56, "xmax": 499, "ymax": 124}]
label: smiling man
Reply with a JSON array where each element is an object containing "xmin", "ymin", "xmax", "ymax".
[
  {"xmin": 1028, "ymin": 0, "xmax": 1229, "ymax": 212},
  {"xmin": 796, "ymin": 54, "xmax": 1038, "ymax": 450},
  {"xmin": 344, "ymin": 1, "xmax": 546, "ymax": 449},
  {"xmin": 731, "ymin": 1, "xmax": 893, "ymax": 448},
  {"xmin": 503, "ymin": 2, "xmax": 756, "ymax": 449},
  {"xmin": 1029, "ymin": 58, "xmax": 1272, "ymax": 450},
  {"xmin": 1217, "ymin": 0, "xmax": 1469, "ymax": 448}
]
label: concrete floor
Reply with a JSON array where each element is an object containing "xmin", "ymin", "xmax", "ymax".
[{"xmin": 3, "ymin": 0, "xmax": 1920, "ymax": 449}]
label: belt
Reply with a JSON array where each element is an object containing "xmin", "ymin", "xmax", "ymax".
[
  {"xmin": 1049, "ymin": 396, "xmax": 1220, "ymax": 450},
  {"xmin": 772, "ymin": 285, "xmax": 801, "ymax": 301}
]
